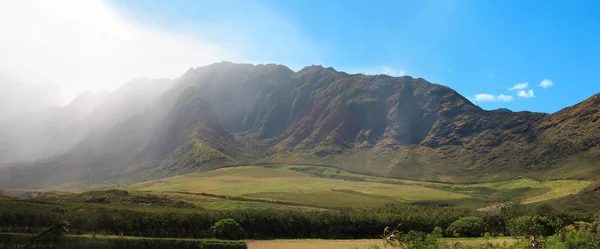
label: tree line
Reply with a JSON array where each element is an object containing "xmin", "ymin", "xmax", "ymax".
[{"xmin": 0, "ymin": 198, "xmax": 596, "ymax": 240}]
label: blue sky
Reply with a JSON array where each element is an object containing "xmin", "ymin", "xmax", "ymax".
[{"xmin": 107, "ymin": 0, "xmax": 599, "ymax": 113}]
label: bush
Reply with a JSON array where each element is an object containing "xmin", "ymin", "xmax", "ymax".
[
  {"xmin": 446, "ymin": 216, "xmax": 487, "ymax": 237},
  {"xmin": 211, "ymin": 219, "xmax": 244, "ymax": 240},
  {"xmin": 507, "ymin": 215, "xmax": 563, "ymax": 237},
  {"xmin": 556, "ymin": 221, "xmax": 600, "ymax": 248},
  {"xmin": 385, "ymin": 227, "xmax": 442, "ymax": 249}
]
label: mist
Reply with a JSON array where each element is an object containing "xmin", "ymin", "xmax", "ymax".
[{"xmin": 0, "ymin": 0, "xmax": 238, "ymax": 108}]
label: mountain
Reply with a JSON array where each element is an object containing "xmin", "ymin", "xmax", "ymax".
[{"xmin": 1, "ymin": 62, "xmax": 599, "ymax": 188}]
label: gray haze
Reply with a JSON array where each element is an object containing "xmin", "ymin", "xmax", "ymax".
[
  {"xmin": 0, "ymin": 78, "xmax": 172, "ymax": 165},
  {"xmin": 0, "ymin": 74, "xmax": 63, "ymax": 119}
]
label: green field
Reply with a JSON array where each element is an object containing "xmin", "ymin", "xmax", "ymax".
[{"xmin": 120, "ymin": 165, "xmax": 591, "ymax": 209}]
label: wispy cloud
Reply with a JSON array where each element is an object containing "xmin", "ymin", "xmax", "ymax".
[
  {"xmin": 348, "ymin": 65, "xmax": 407, "ymax": 77},
  {"xmin": 470, "ymin": 93, "xmax": 513, "ymax": 102},
  {"xmin": 538, "ymin": 79, "xmax": 554, "ymax": 88},
  {"xmin": 517, "ymin": 89, "xmax": 535, "ymax": 98},
  {"xmin": 509, "ymin": 82, "xmax": 529, "ymax": 91},
  {"xmin": 496, "ymin": 94, "xmax": 513, "ymax": 102},
  {"xmin": 488, "ymin": 72, "xmax": 496, "ymax": 78},
  {"xmin": 448, "ymin": 68, "xmax": 454, "ymax": 74},
  {"xmin": 380, "ymin": 66, "xmax": 406, "ymax": 76}
]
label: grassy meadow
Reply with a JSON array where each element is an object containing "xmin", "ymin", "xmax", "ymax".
[{"xmin": 120, "ymin": 165, "xmax": 591, "ymax": 209}]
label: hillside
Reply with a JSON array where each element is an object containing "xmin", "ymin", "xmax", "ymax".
[{"xmin": 1, "ymin": 62, "xmax": 599, "ymax": 188}]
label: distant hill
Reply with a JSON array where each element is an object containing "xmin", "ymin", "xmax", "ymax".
[{"xmin": 1, "ymin": 62, "xmax": 599, "ymax": 188}]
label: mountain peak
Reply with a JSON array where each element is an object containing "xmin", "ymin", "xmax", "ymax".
[{"xmin": 297, "ymin": 64, "xmax": 339, "ymax": 73}]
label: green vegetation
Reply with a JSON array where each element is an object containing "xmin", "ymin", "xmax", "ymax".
[
  {"xmin": 1, "ymin": 192, "xmax": 598, "ymax": 240},
  {"xmin": 211, "ymin": 219, "xmax": 244, "ymax": 240},
  {"xmin": 0, "ymin": 196, "xmax": 476, "ymax": 239},
  {"xmin": 507, "ymin": 215, "xmax": 563, "ymax": 237},
  {"xmin": 352, "ymin": 213, "xmax": 600, "ymax": 248},
  {"xmin": 446, "ymin": 217, "xmax": 487, "ymax": 237},
  {"xmin": 124, "ymin": 165, "xmax": 591, "ymax": 209}
]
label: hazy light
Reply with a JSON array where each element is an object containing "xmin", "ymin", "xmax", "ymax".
[{"xmin": 0, "ymin": 0, "xmax": 236, "ymax": 105}]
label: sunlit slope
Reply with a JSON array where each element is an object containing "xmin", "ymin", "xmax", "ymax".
[{"xmin": 125, "ymin": 165, "xmax": 591, "ymax": 208}]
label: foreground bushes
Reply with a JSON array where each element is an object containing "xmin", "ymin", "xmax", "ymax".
[
  {"xmin": 372, "ymin": 214, "xmax": 600, "ymax": 249},
  {"xmin": 0, "ymin": 233, "xmax": 247, "ymax": 249}
]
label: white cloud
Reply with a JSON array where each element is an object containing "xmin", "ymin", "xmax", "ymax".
[
  {"xmin": 509, "ymin": 82, "xmax": 529, "ymax": 91},
  {"xmin": 539, "ymin": 79, "xmax": 554, "ymax": 88},
  {"xmin": 380, "ymin": 66, "xmax": 406, "ymax": 76},
  {"xmin": 517, "ymin": 89, "xmax": 535, "ymax": 98},
  {"xmin": 0, "ymin": 0, "xmax": 318, "ymax": 105},
  {"xmin": 470, "ymin": 93, "xmax": 513, "ymax": 102},
  {"xmin": 496, "ymin": 94, "xmax": 513, "ymax": 102},
  {"xmin": 473, "ymin": 94, "xmax": 496, "ymax": 102},
  {"xmin": 348, "ymin": 65, "xmax": 407, "ymax": 77}
]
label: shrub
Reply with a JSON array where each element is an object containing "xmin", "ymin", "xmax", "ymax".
[
  {"xmin": 507, "ymin": 215, "xmax": 562, "ymax": 237},
  {"xmin": 446, "ymin": 216, "xmax": 487, "ymax": 237},
  {"xmin": 385, "ymin": 227, "xmax": 442, "ymax": 249},
  {"xmin": 556, "ymin": 221, "xmax": 600, "ymax": 248},
  {"xmin": 211, "ymin": 219, "xmax": 244, "ymax": 240}
]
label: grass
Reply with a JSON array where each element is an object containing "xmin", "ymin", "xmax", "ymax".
[
  {"xmin": 10, "ymin": 164, "xmax": 588, "ymax": 210},
  {"xmin": 121, "ymin": 165, "xmax": 591, "ymax": 209},
  {"xmin": 440, "ymin": 237, "xmax": 517, "ymax": 247},
  {"xmin": 245, "ymin": 237, "xmax": 517, "ymax": 249},
  {"xmin": 126, "ymin": 166, "xmax": 470, "ymax": 208},
  {"xmin": 24, "ymin": 189, "xmax": 320, "ymax": 212},
  {"xmin": 154, "ymin": 192, "xmax": 324, "ymax": 210}
]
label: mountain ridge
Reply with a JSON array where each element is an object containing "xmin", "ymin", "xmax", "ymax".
[{"xmin": 0, "ymin": 62, "xmax": 599, "ymax": 188}]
